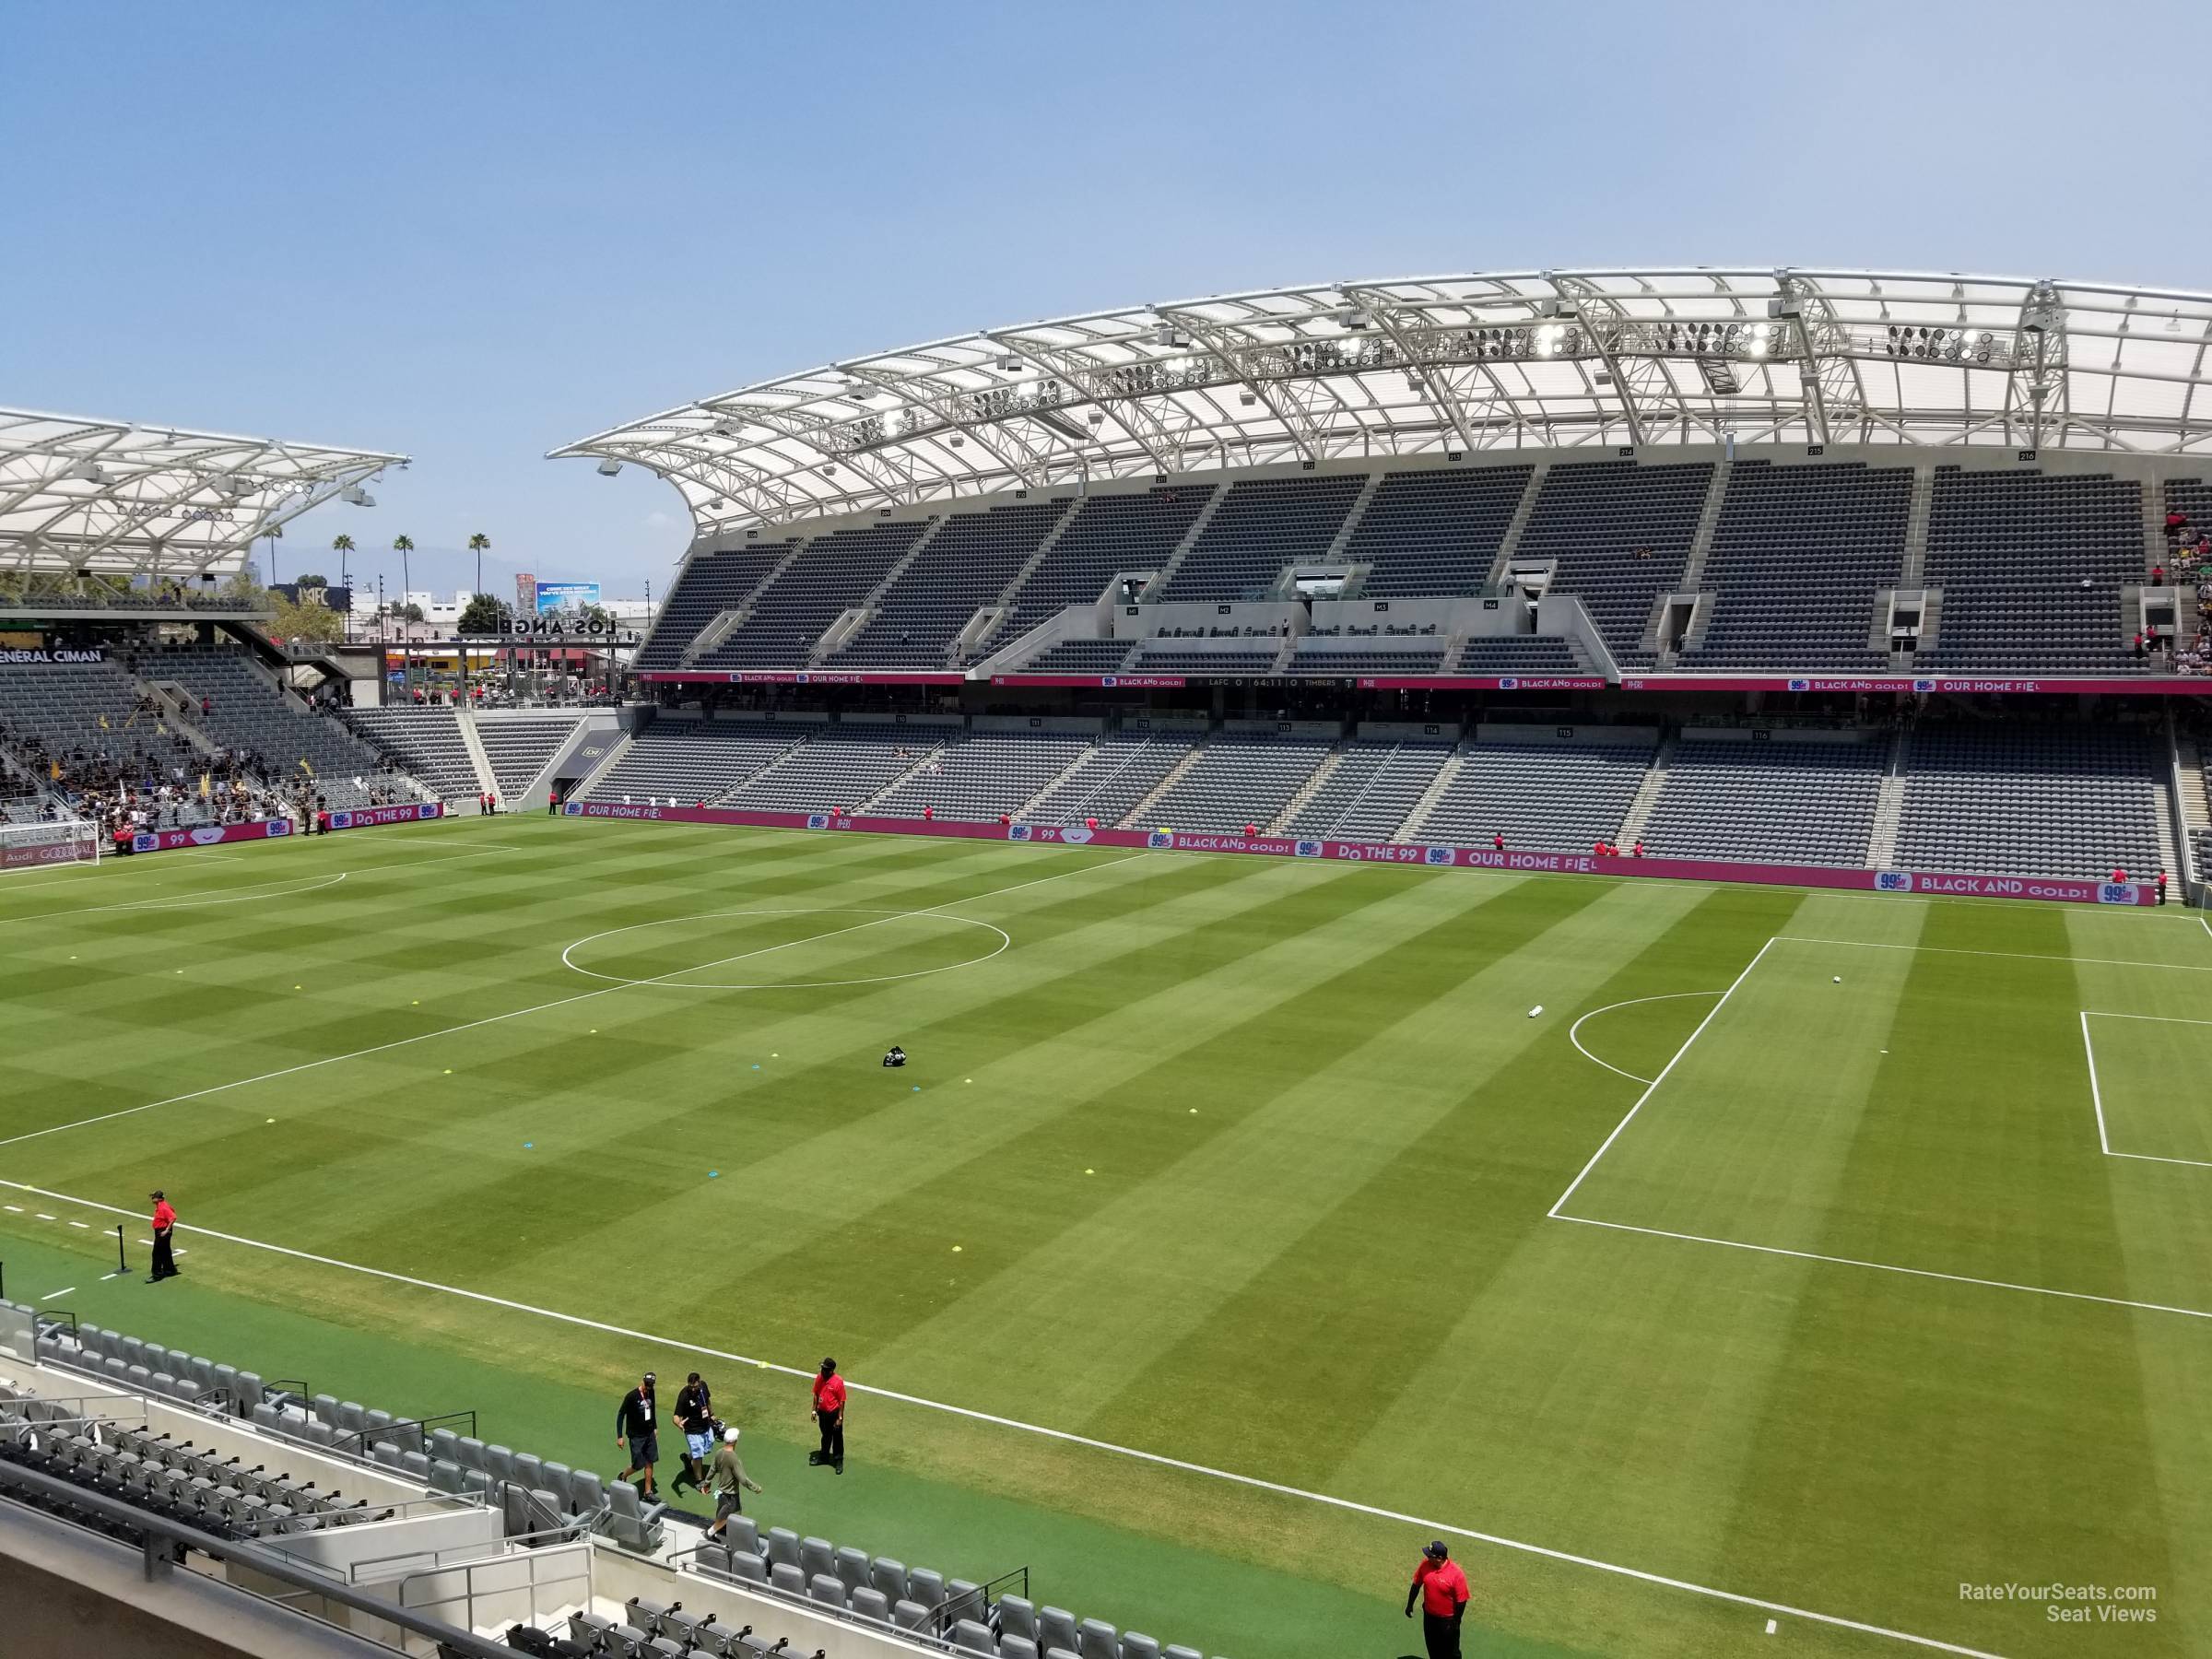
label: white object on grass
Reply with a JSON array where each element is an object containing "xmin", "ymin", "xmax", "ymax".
[{"xmin": 1528, "ymin": 1005, "xmax": 1543, "ymax": 1018}]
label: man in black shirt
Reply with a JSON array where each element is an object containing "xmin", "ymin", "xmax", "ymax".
[
  {"xmin": 671, "ymin": 1371, "xmax": 714, "ymax": 1499},
  {"xmin": 615, "ymin": 1371, "xmax": 660, "ymax": 1497}
]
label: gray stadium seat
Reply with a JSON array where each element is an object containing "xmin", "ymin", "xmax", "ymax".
[
  {"xmin": 851, "ymin": 1586, "xmax": 890, "ymax": 1622},
  {"xmin": 870, "ymin": 1556, "xmax": 908, "ymax": 1604}
]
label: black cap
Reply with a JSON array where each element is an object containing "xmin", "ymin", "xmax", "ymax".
[
  {"xmin": 150, "ymin": 1190, "xmax": 164, "ymax": 1200},
  {"xmin": 1424, "ymin": 1540, "xmax": 1449, "ymax": 1560},
  {"xmin": 821, "ymin": 1358, "xmax": 837, "ymax": 1374}
]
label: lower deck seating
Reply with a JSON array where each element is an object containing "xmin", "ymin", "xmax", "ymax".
[
  {"xmin": 870, "ymin": 732, "xmax": 1091, "ymax": 820},
  {"xmin": 582, "ymin": 719, "xmax": 799, "ymax": 803},
  {"xmin": 1895, "ymin": 724, "xmax": 2165, "ymax": 878},
  {"xmin": 1133, "ymin": 735, "xmax": 1335, "ymax": 830},
  {"xmin": 1641, "ymin": 736, "xmax": 1885, "ymax": 865},
  {"xmin": 1416, "ymin": 736, "xmax": 1653, "ymax": 850},
  {"xmin": 1022, "ymin": 732, "xmax": 1200, "ymax": 826},
  {"xmin": 1280, "ymin": 742, "xmax": 1452, "ymax": 838},
  {"xmin": 475, "ymin": 716, "xmax": 581, "ymax": 799},
  {"xmin": 720, "ymin": 724, "xmax": 937, "ymax": 812},
  {"xmin": 345, "ymin": 706, "xmax": 479, "ymax": 800}
]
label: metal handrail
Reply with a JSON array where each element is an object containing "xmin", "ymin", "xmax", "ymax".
[
  {"xmin": 333, "ymin": 1406, "xmax": 478, "ymax": 1456},
  {"xmin": 0, "ymin": 1454, "xmax": 515, "ymax": 1659}
]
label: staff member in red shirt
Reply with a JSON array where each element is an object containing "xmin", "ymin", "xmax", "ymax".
[
  {"xmin": 148, "ymin": 1190, "xmax": 180, "ymax": 1282},
  {"xmin": 808, "ymin": 1358, "xmax": 846, "ymax": 1474},
  {"xmin": 1406, "ymin": 1540, "xmax": 1470, "ymax": 1658}
]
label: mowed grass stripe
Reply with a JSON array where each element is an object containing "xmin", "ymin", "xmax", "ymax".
[
  {"xmin": 853, "ymin": 875, "xmax": 1608, "ymax": 1418},
  {"xmin": 1071, "ymin": 878, "xmax": 1716, "ymax": 1465},
  {"xmin": 73, "ymin": 851, "xmax": 1264, "ymax": 1264},
  {"xmin": 1705, "ymin": 901, "xmax": 2188, "ymax": 1658},
  {"xmin": 1294, "ymin": 888, "xmax": 1811, "ymax": 1653},
  {"xmin": 0, "ymin": 830, "xmax": 1126, "ymax": 1141},
  {"xmin": 676, "ymin": 865, "xmax": 1508, "ymax": 1376}
]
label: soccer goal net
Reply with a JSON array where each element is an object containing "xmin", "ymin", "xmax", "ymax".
[{"xmin": 0, "ymin": 818, "xmax": 100, "ymax": 874}]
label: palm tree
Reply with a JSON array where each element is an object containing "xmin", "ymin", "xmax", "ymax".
[
  {"xmin": 393, "ymin": 535, "xmax": 416, "ymax": 684},
  {"xmin": 467, "ymin": 533, "xmax": 490, "ymax": 603},
  {"xmin": 331, "ymin": 535, "xmax": 356, "ymax": 638}
]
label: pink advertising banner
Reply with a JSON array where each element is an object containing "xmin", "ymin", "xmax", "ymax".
[
  {"xmin": 988, "ymin": 674, "xmax": 1188, "ymax": 688},
  {"xmin": 564, "ymin": 803, "xmax": 2154, "ymax": 905},
  {"xmin": 1354, "ymin": 676, "xmax": 1606, "ymax": 691},
  {"xmin": 640, "ymin": 670, "xmax": 965, "ymax": 686},
  {"xmin": 1620, "ymin": 675, "xmax": 2212, "ymax": 696},
  {"xmin": 325, "ymin": 803, "xmax": 447, "ymax": 831},
  {"xmin": 126, "ymin": 819, "xmax": 293, "ymax": 854}
]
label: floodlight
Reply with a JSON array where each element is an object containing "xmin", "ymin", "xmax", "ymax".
[
  {"xmin": 341, "ymin": 484, "xmax": 375, "ymax": 506},
  {"xmin": 596, "ymin": 458, "xmax": 622, "ymax": 477},
  {"xmin": 949, "ymin": 435, "xmax": 964, "ymax": 448}
]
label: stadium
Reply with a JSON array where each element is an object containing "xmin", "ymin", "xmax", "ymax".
[{"xmin": 6, "ymin": 264, "xmax": 2212, "ymax": 1659}]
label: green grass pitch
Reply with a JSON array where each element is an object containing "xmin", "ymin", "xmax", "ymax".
[{"xmin": 2, "ymin": 814, "xmax": 2207, "ymax": 1657}]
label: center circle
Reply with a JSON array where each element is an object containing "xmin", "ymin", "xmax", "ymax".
[{"xmin": 559, "ymin": 907, "xmax": 1012, "ymax": 991}]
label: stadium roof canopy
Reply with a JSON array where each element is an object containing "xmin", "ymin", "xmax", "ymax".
[
  {"xmin": 557, "ymin": 267, "xmax": 2212, "ymax": 536},
  {"xmin": 0, "ymin": 408, "xmax": 407, "ymax": 579}
]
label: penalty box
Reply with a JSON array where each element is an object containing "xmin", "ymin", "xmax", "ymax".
[
  {"xmin": 1555, "ymin": 935, "xmax": 2212, "ymax": 1318},
  {"xmin": 2080, "ymin": 1011, "xmax": 2212, "ymax": 1170}
]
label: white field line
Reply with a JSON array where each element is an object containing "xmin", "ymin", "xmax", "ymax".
[
  {"xmin": 0, "ymin": 842, "xmax": 518, "ymax": 927},
  {"xmin": 2078, "ymin": 1012, "xmax": 2212, "ymax": 1169},
  {"xmin": 2080, "ymin": 1011, "xmax": 2114, "ymax": 1155},
  {"xmin": 1566, "ymin": 992, "xmax": 1721, "ymax": 1085},
  {"xmin": 0, "ymin": 852, "xmax": 1154, "ymax": 1153},
  {"xmin": 0, "ymin": 1171, "xmax": 2011, "ymax": 1659},
  {"xmin": 40, "ymin": 1287, "xmax": 74, "ymax": 1301},
  {"xmin": 0, "ymin": 871, "xmax": 348, "ymax": 925},
  {"xmin": 1548, "ymin": 938, "xmax": 1777, "ymax": 1218},
  {"xmin": 0, "ymin": 852, "xmax": 245, "ymax": 890},
  {"xmin": 1776, "ymin": 935, "xmax": 2212, "ymax": 972},
  {"xmin": 1555, "ymin": 1212, "xmax": 2212, "ymax": 1324}
]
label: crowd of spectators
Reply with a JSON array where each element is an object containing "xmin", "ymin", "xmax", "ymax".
[
  {"xmin": 0, "ymin": 707, "xmax": 415, "ymax": 841},
  {"xmin": 2158, "ymin": 510, "xmax": 2212, "ymax": 674}
]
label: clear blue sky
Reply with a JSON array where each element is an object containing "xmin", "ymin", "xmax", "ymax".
[{"xmin": 6, "ymin": 1, "xmax": 2206, "ymax": 597}]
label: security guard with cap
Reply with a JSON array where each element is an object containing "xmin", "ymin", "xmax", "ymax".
[{"xmin": 1406, "ymin": 1540, "xmax": 1470, "ymax": 1658}]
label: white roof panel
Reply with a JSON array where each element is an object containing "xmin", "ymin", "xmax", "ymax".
[
  {"xmin": 0, "ymin": 408, "xmax": 406, "ymax": 577},
  {"xmin": 556, "ymin": 268, "xmax": 2212, "ymax": 534}
]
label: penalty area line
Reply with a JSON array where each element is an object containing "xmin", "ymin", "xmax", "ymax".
[{"xmin": 0, "ymin": 1171, "xmax": 2010, "ymax": 1659}]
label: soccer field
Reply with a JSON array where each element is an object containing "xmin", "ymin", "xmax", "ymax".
[{"xmin": 2, "ymin": 815, "xmax": 2206, "ymax": 1657}]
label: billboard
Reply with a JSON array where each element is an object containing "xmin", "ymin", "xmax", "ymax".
[{"xmin": 535, "ymin": 581, "xmax": 600, "ymax": 615}]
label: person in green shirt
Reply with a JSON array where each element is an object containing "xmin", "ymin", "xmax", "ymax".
[{"xmin": 703, "ymin": 1425, "xmax": 763, "ymax": 1540}]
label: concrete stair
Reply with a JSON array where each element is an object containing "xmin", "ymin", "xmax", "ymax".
[
  {"xmin": 1395, "ymin": 749, "xmax": 1467, "ymax": 842},
  {"xmin": 1267, "ymin": 743, "xmax": 1350, "ymax": 831},
  {"xmin": 1611, "ymin": 732, "xmax": 1676, "ymax": 846},
  {"xmin": 1119, "ymin": 737, "xmax": 1209, "ymax": 828},
  {"xmin": 1866, "ymin": 727, "xmax": 1909, "ymax": 867},
  {"xmin": 1141, "ymin": 483, "xmax": 1228, "ymax": 599},
  {"xmin": 1485, "ymin": 463, "xmax": 1548, "ymax": 588},
  {"xmin": 968, "ymin": 499, "xmax": 1083, "ymax": 662},
  {"xmin": 454, "ymin": 712, "xmax": 499, "ymax": 801}
]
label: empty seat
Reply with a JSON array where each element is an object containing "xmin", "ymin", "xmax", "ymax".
[{"xmin": 809, "ymin": 1571, "xmax": 848, "ymax": 1608}]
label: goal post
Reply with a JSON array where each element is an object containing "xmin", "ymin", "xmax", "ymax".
[{"xmin": 0, "ymin": 818, "xmax": 100, "ymax": 874}]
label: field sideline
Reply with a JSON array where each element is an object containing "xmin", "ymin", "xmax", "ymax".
[{"xmin": 1, "ymin": 814, "xmax": 2206, "ymax": 1658}]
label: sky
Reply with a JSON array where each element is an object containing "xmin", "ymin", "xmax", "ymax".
[{"xmin": 6, "ymin": 1, "xmax": 2208, "ymax": 598}]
